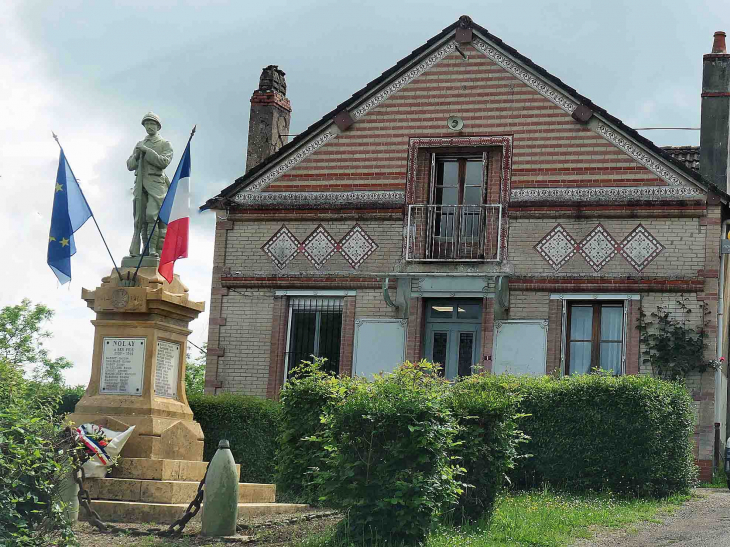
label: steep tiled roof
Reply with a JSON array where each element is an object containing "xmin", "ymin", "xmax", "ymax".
[{"xmin": 661, "ymin": 146, "xmax": 700, "ymax": 172}]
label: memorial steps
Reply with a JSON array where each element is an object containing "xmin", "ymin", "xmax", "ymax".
[{"xmin": 81, "ymin": 457, "xmax": 308, "ymax": 524}]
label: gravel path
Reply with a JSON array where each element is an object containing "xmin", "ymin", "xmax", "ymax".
[{"xmin": 573, "ymin": 488, "xmax": 730, "ymax": 546}]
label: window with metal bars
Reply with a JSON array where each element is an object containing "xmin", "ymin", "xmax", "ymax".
[{"xmin": 285, "ymin": 298, "xmax": 343, "ymax": 377}]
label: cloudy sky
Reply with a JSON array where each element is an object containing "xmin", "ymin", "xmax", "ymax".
[{"xmin": 1, "ymin": 0, "xmax": 728, "ymax": 386}]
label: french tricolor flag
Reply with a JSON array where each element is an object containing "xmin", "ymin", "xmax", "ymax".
[{"xmin": 158, "ymin": 140, "xmax": 191, "ymax": 283}]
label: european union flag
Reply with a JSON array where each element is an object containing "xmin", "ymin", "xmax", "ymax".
[{"xmin": 47, "ymin": 150, "xmax": 92, "ymax": 284}]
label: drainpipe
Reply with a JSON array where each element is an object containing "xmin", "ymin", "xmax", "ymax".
[{"xmin": 715, "ymin": 219, "xmax": 730, "ymax": 474}]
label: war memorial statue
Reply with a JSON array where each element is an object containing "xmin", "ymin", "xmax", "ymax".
[{"xmin": 127, "ymin": 112, "xmax": 172, "ymax": 258}]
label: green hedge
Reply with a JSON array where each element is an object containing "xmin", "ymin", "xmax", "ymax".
[
  {"xmin": 277, "ymin": 359, "xmax": 344, "ymax": 504},
  {"xmin": 188, "ymin": 394, "xmax": 281, "ymax": 484},
  {"xmin": 54, "ymin": 386, "xmax": 84, "ymax": 417},
  {"xmin": 448, "ymin": 374, "xmax": 525, "ymax": 522},
  {"xmin": 318, "ymin": 361, "xmax": 461, "ymax": 545},
  {"xmin": 510, "ymin": 373, "xmax": 697, "ymax": 497},
  {"xmin": 53, "ymin": 388, "xmax": 282, "ymax": 484}
]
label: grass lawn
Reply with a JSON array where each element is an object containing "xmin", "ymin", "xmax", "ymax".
[
  {"xmin": 299, "ymin": 489, "xmax": 691, "ymax": 547},
  {"xmin": 74, "ymin": 490, "xmax": 690, "ymax": 547},
  {"xmin": 699, "ymin": 471, "xmax": 728, "ymax": 489}
]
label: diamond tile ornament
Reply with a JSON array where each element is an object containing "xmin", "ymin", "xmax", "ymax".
[
  {"xmin": 534, "ymin": 224, "xmax": 578, "ymax": 270},
  {"xmin": 619, "ymin": 224, "xmax": 664, "ymax": 272},
  {"xmin": 339, "ymin": 224, "xmax": 378, "ymax": 268},
  {"xmin": 261, "ymin": 226, "xmax": 300, "ymax": 269},
  {"xmin": 302, "ymin": 225, "xmax": 338, "ymax": 269},
  {"xmin": 577, "ymin": 224, "xmax": 619, "ymax": 272}
]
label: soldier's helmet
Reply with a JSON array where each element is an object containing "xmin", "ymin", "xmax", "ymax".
[{"xmin": 141, "ymin": 112, "xmax": 162, "ymax": 129}]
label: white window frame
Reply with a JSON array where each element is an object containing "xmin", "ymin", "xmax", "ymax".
[{"xmin": 551, "ymin": 294, "xmax": 638, "ymax": 376}]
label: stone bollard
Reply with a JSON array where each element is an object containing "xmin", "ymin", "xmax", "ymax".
[
  {"xmin": 58, "ymin": 469, "xmax": 80, "ymax": 524},
  {"xmin": 201, "ymin": 439, "xmax": 239, "ymax": 537}
]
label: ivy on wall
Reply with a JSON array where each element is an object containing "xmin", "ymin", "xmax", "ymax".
[{"xmin": 636, "ymin": 297, "xmax": 721, "ymax": 380}]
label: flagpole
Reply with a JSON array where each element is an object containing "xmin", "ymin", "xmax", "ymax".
[
  {"xmin": 132, "ymin": 125, "xmax": 196, "ymax": 284},
  {"xmin": 52, "ymin": 132, "xmax": 124, "ymax": 283}
]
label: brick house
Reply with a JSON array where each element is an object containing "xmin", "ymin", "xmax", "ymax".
[{"xmin": 202, "ymin": 17, "xmax": 730, "ymax": 481}]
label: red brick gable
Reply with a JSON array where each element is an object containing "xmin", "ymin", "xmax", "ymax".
[
  {"xmin": 203, "ymin": 19, "xmax": 713, "ymax": 210},
  {"xmin": 263, "ymin": 43, "xmax": 680, "ymax": 197}
]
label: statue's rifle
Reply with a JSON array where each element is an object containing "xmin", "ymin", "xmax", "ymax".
[
  {"xmin": 51, "ymin": 132, "xmax": 123, "ymax": 282},
  {"xmin": 132, "ymin": 125, "xmax": 196, "ymax": 284},
  {"xmin": 130, "ymin": 148, "xmax": 146, "ymax": 258}
]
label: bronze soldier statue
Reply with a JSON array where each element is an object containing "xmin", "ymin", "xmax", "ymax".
[{"xmin": 127, "ymin": 112, "xmax": 173, "ymax": 257}]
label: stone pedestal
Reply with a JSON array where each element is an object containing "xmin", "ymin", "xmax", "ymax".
[
  {"xmin": 68, "ymin": 264, "xmax": 206, "ymax": 461},
  {"xmin": 69, "ymin": 262, "xmax": 308, "ymax": 523}
]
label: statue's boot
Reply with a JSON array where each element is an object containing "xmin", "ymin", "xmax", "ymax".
[
  {"xmin": 157, "ymin": 223, "xmax": 167, "ymax": 258},
  {"xmin": 146, "ymin": 225, "xmax": 159, "ymax": 257}
]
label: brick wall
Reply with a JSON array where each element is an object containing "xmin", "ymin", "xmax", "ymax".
[
  {"xmin": 508, "ymin": 291, "xmax": 550, "ymax": 319},
  {"xmin": 266, "ymin": 43, "xmax": 663, "ymax": 193},
  {"xmin": 224, "ymin": 219, "xmax": 403, "ymax": 276},
  {"xmin": 510, "ymin": 218, "xmax": 706, "ymax": 277},
  {"xmin": 355, "ymin": 289, "xmax": 399, "ymax": 319},
  {"xmin": 216, "ymin": 288, "xmax": 275, "ymax": 397}
]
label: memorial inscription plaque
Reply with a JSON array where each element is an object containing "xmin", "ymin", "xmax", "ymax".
[
  {"xmin": 100, "ymin": 337, "xmax": 146, "ymax": 395},
  {"xmin": 155, "ymin": 340, "xmax": 180, "ymax": 399}
]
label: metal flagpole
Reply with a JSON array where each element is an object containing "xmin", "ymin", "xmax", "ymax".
[
  {"xmin": 132, "ymin": 125, "xmax": 196, "ymax": 283},
  {"xmin": 52, "ymin": 132, "xmax": 123, "ymax": 282}
]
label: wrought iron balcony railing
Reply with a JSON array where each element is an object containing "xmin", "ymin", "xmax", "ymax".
[{"xmin": 406, "ymin": 204, "xmax": 502, "ymax": 262}]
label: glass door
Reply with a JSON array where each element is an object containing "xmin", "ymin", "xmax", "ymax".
[{"xmin": 423, "ymin": 299, "xmax": 482, "ymax": 379}]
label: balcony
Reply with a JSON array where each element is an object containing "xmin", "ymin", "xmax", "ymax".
[{"xmin": 406, "ymin": 204, "xmax": 502, "ymax": 262}]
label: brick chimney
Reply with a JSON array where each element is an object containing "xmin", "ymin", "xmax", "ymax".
[
  {"xmin": 700, "ymin": 32, "xmax": 730, "ymax": 192},
  {"xmin": 246, "ymin": 65, "xmax": 292, "ymax": 172}
]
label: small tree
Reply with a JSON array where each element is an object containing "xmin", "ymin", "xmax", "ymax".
[
  {"xmin": 0, "ymin": 299, "xmax": 73, "ymax": 384},
  {"xmin": 184, "ymin": 343, "xmax": 207, "ymax": 397},
  {"xmin": 317, "ymin": 361, "xmax": 462, "ymax": 545},
  {"xmin": 0, "ymin": 359, "xmax": 79, "ymax": 546}
]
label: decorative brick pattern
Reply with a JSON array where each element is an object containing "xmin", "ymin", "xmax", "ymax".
[
  {"xmin": 259, "ymin": 223, "xmax": 383, "ymax": 271},
  {"xmin": 534, "ymin": 224, "xmax": 578, "ymax": 270},
  {"xmin": 238, "ymin": 131, "xmax": 336, "ymax": 193},
  {"xmin": 302, "ymin": 225, "xmax": 338, "ymax": 269},
  {"xmin": 619, "ymin": 224, "xmax": 665, "ymax": 272},
  {"xmin": 339, "ymin": 224, "xmax": 379, "ymax": 269},
  {"xmin": 261, "ymin": 226, "xmax": 300, "ymax": 269},
  {"xmin": 578, "ymin": 224, "xmax": 619, "ymax": 272},
  {"xmin": 535, "ymin": 223, "xmax": 665, "ymax": 273}
]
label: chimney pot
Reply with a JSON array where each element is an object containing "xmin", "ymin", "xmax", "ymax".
[
  {"xmin": 258, "ymin": 65, "xmax": 287, "ymax": 95},
  {"xmin": 713, "ymin": 31, "xmax": 727, "ymax": 54}
]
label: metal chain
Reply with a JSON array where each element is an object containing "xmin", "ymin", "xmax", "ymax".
[{"xmin": 65, "ymin": 425, "xmax": 209, "ymax": 538}]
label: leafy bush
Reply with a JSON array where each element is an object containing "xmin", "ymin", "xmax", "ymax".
[
  {"xmin": 317, "ymin": 361, "xmax": 462, "ymax": 545},
  {"xmin": 53, "ymin": 386, "xmax": 85, "ymax": 417},
  {"xmin": 637, "ymin": 299, "xmax": 712, "ymax": 380},
  {"xmin": 0, "ymin": 359, "xmax": 79, "ymax": 546},
  {"xmin": 188, "ymin": 393, "xmax": 281, "ymax": 484},
  {"xmin": 184, "ymin": 345, "xmax": 206, "ymax": 397},
  {"xmin": 511, "ymin": 373, "xmax": 697, "ymax": 497},
  {"xmin": 448, "ymin": 373, "xmax": 525, "ymax": 522},
  {"xmin": 277, "ymin": 358, "xmax": 345, "ymax": 504}
]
